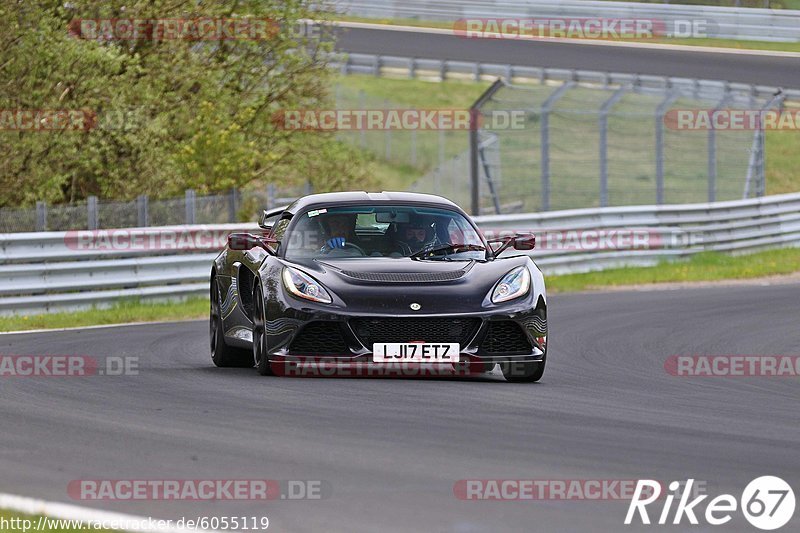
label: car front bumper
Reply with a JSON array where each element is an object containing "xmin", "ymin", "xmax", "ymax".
[{"xmin": 263, "ymin": 299, "xmax": 547, "ymax": 369}]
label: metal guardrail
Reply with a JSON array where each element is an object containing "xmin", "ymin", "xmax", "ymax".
[
  {"xmin": 334, "ymin": 52, "xmax": 800, "ymax": 103},
  {"xmin": 1, "ymin": 193, "xmax": 799, "ymax": 315},
  {"xmin": 483, "ymin": 191, "xmax": 800, "ymax": 272},
  {"xmin": 335, "ymin": 0, "xmax": 800, "ymax": 42}
]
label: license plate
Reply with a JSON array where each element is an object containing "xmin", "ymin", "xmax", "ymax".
[{"xmin": 372, "ymin": 343, "xmax": 460, "ymax": 363}]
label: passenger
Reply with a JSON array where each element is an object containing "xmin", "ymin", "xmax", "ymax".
[{"xmin": 396, "ymin": 220, "xmax": 435, "ymax": 255}]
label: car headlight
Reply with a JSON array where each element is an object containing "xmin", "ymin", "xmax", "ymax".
[
  {"xmin": 282, "ymin": 267, "xmax": 332, "ymax": 304},
  {"xmin": 491, "ymin": 266, "xmax": 531, "ymax": 303}
]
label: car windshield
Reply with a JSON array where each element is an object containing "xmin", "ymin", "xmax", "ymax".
[{"xmin": 282, "ymin": 205, "xmax": 486, "ymax": 262}]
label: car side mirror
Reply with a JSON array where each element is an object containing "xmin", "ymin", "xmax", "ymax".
[
  {"xmin": 228, "ymin": 233, "xmax": 277, "ymax": 253},
  {"xmin": 258, "ymin": 210, "xmax": 274, "ymax": 231},
  {"xmin": 513, "ymin": 233, "xmax": 536, "ymax": 251}
]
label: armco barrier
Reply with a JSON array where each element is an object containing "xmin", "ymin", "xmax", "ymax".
[
  {"xmin": 333, "ymin": 52, "xmax": 800, "ymax": 104},
  {"xmin": 1, "ymin": 193, "xmax": 799, "ymax": 314},
  {"xmin": 334, "ymin": 0, "xmax": 800, "ymax": 42}
]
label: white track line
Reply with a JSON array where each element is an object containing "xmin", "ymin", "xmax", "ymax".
[
  {"xmin": 334, "ymin": 20, "xmax": 800, "ymax": 58},
  {"xmin": 0, "ymin": 318, "xmax": 203, "ymax": 336},
  {"xmin": 0, "ymin": 493, "xmax": 221, "ymax": 533}
]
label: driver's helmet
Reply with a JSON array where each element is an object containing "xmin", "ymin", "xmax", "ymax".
[
  {"xmin": 321, "ymin": 212, "xmax": 357, "ymax": 239},
  {"xmin": 396, "ymin": 219, "xmax": 435, "ymax": 254}
]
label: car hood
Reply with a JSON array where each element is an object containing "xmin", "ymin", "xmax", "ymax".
[{"xmin": 287, "ymin": 257, "xmax": 532, "ymax": 313}]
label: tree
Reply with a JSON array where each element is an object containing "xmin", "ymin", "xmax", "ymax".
[{"xmin": 0, "ymin": 0, "xmax": 371, "ymax": 206}]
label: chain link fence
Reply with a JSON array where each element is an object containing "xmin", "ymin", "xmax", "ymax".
[
  {"xmin": 0, "ymin": 183, "xmax": 311, "ymax": 233},
  {"xmin": 412, "ymin": 78, "xmax": 783, "ymax": 214},
  {"xmin": 333, "ymin": 83, "xmax": 469, "ymax": 177}
]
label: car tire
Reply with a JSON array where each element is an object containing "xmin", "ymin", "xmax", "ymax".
[
  {"xmin": 210, "ymin": 276, "xmax": 253, "ymax": 368},
  {"xmin": 252, "ymin": 284, "xmax": 274, "ymax": 376},
  {"xmin": 501, "ymin": 353, "xmax": 546, "ymax": 383}
]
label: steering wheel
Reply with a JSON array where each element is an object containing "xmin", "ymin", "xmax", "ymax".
[
  {"xmin": 321, "ymin": 242, "xmax": 367, "ymax": 256},
  {"xmin": 396, "ymin": 239, "xmax": 439, "ymax": 257}
]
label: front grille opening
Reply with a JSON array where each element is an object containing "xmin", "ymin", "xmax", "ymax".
[
  {"xmin": 350, "ymin": 318, "xmax": 481, "ymax": 346},
  {"xmin": 288, "ymin": 322, "xmax": 349, "ymax": 354},
  {"xmin": 481, "ymin": 321, "xmax": 533, "ymax": 355},
  {"xmin": 341, "ymin": 270, "xmax": 466, "ymax": 283}
]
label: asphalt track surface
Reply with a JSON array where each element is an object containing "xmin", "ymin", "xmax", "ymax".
[
  {"xmin": 2, "ymin": 283, "xmax": 800, "ymax": 532},
  {"xmin": 334, "ymin": 26, "xmax": 800, "ymax": 88}
]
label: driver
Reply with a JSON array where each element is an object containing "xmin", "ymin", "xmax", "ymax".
[
  {"xmin": 321, "ymin": 212, "xmax": 358, "ymax": 250},
  {"xmin": 396, "ymin": 219, "xmax": 435, "ymax": 255}
]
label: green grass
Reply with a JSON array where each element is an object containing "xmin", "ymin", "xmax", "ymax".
[
  {"xmin": 0, "ymin": 298, "xmax": 207, "ymax": 332},
  {"xmin": 0, "ymin": 510, "xmax": 106, "ymax": 532},
  {"xmin": 764, "ymin": 127, "xmax": 800, "ymax": 195},
  {"xmin": 545, "ymin": 248, "xmax": 800, "ymax": 292},
  {"xmin": 336, "ymin": 16, "xmax": 800, "ymax": 53}
]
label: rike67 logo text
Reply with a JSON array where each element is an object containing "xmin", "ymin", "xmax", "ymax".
[{"xmin": 626, "ymin": 477, "xmax": 795, "ymax": 530}]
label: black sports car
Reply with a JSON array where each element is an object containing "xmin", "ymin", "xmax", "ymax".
[{"xmin": 210, "ymin": 191, "xmax": 547, "ymax": 382}]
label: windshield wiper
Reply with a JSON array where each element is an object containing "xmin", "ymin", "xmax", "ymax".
[{"xmin": 410, "ymin": 243, "xmax": 486, "ymax": 259}]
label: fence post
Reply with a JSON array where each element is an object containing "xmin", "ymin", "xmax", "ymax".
[
  {"xmin": 185, "ymin": 189, "xmax": 196, "ymax": 224},
  {"xmin": 708, "ymin": 128, "xmax": 717, "ymax": 203},
  {"xmin": 304, "ymin": 181, "xmax": 312, "ymax": 196},
  {"xmin": 410, "ymin": 129, "xmax": 417, "ymax": 167},
  {"xmin": 267, "ymin": 183, "xmax": 276, "ymax": 210},
  {"xmin": 744, "ymin": 91, "xmax": 785, "ymax": 199},
  {"xmin": 757, "ymin": 129, "xmax": 766, "ymax": 197},
  {"xmin": 358, "ymin": 90, "xmax": 366, "ymax": 148},
  {"xmin": 87, "ymin": 195, "xmax": 98, "ymax": 230},
  {"xmin": 228, "ymin": 187, "xmax": 238, "ymax": 223},
  {"xmin": 384, "ymin": 98, "xmax": 392, "ymax": 160},
  {"xmin": 137, "ymin": 195, "xmax": 148, "ymax": 227},
  {"xmin": 35, "ymin": 201, "xmax": 47, "ymax": 232},
  {"xmin": 479, "ymin": 135, "xmax": 502, "ymax": 214},
  {"xmin": 599, "ymin": 85, "xmax": 629, "ymax": 208},
  {"xmin": 540, "ymin": 82, "xmax": 574, "ymax": 212},
  {"xmin": 708, "ymin": 91, "xmax": 732, "ymax": 203},
  {"xmin": 373, "ymin": 55, "xmax": 381, "ymax": 77},
  {"xmin": 438, "ymin": 129, "xmax": 445, "ymax": 168},
  {"xmin": 408, "ymin": 57, "xmax": 416, "ymax": 79},
  {"xmin": 655, "ymin": 91, "xmax": 679, "ymax": 205},
  {"xmin": 469, "ymin": 79, "xmax": 506, "ymax": 215}
]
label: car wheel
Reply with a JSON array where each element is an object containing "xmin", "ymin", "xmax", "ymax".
[
  {"xmin": 252, "ymin": 284, "xmax": 274, "ymax": 376},
  {"xmin": 501, "ymin": 354, "xmax": 546, "ymax": 383},
  {"xmin": 210, "ymin": 276, "xmax": 253, "ymax": 368}
]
